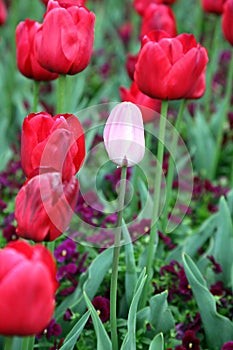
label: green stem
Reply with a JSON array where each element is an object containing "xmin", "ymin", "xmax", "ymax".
[
  {"xmin": 4, "ymin": 337, "xmax": 13, "ymax": 350},
  {"xmin": 56, "ymin": 74, "xmax": 66, "ymax": 114},
  {"xmin": 22, "ymin": 336, "xmax": 35, "ymax": 350},
  {"xmin": 140, "ymin": 100, "xmax": 168, "ymax": 309},
  {"xmin": 211, "ymin": 50, "xmax": 233, "ymax": 179},
  {"xmin": 162, "ymin": 99, "xmax": 187, "ymax": 232},
  {"xmin": 33, "ymin": 81, "xmax": 40, "ymax": 112},
  {"xmin": 195, "ymin": 0, "xmax": 204, "ymax": 42},
  {"xmin": 204, "ymin": 16, "xmax": 221, "ymax": 120},
  {"xmin": 110, "ymin": 165, "xmax": 127, "ymax": 350}
]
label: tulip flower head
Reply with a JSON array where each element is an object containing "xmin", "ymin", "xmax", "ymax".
[
  {"xmin": 222, "ymin": 0, "xmax": 233, "ymax": 46},
  {"xmin": 0, "ymin": 241, "xmax": 58, "ymax": 335},
  {"xmin": 103, "ymin": 102, "xmax": 145, "ymax": 167}
]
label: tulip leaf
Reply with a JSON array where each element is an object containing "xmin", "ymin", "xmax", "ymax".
[
  {"xmin": 149, "ymin": 333, "xmax": 164, "ymax": 350},
  {"xmin": 183, "ymin": 253, "xmax": 233, "ymax": 349},
  {"xmin": 137, "ymin": 291, "xmax": 174, "ymax": 335},
  {"xmin": 60, "ymin": 311, "xmax": 90, "ymax": 350},
  {"xmin": 212, "ymin": 196, "xmax": 233, "ymax": 286},
  {"xmin": 83, "ymin": 292, "xmax": 112, "ymax": 350},
  {"xmin": 120, "ymin": 269, "xmax": 147, "ymax": 350},
  {"xmin": 186, "ymin": 110, "xmax": 215, "ymax": 177},
  {"xmin": 122, "ymin": 220, "xmax": 137, "ymax": 307},
  {"xmin": 55, "ymin": 247, "xmax": 113, "ymax": 319}
]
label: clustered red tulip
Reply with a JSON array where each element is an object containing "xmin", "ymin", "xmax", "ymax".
[
  {"xmin": 0, "ymin": 0, "xmax": 7, "ymax": 25},
  {"xmin": 133, "ymin": 0, "xmax": 178, "ymax": 16},
  {"xmin": 41, "ymin": 0, "xmax": 87, "ymax": 5},
  {"xmin": 15, "ymin": 112, "xmax": 85, "ymax": 242},
  {"xmin": 135, "ymin": 30, "xmax": 209, "ymax": 100},
  {"xmin": 20, "ymin": 112, "xmax": 85, "ymax": 180},
  {"xmin": 16, "ymin": 19, "xmax": 58, "ymax": 81},
  {"xmin": 140, "ymin": 4, "xmax": 177, "ymax": 38},
  {"xmin": 104, "ymin": 102, "xmax": 145, "ymax": 167},
  {"xmin": 0, "ymin": 241, "xmax": 58, "ymax": 335},
  {"xmin": 15, "ymin": 173, "xmax": 79, "ymax": 241},
  {"xmin": 34, "ymin": 0, "xmax": 95, "ymax": 75},
  {"xmin": 201, "ymin": 0, "xmax": 227, "ymax": 14},
  {"xmin": 120, "ymin": 82, "xmax": 161, "ymax": 123},
  {"xmin": 222, "ymin": 0, "xmax": 233, "ymax": 46}
]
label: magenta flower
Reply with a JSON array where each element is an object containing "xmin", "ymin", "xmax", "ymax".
[
  {"xmin": 92, "ymin": 296, "xmax": 110, "ymax": 323},
  {"xmin": 103, "ymin": 102, "xmax": 145, "ymax": 167}
]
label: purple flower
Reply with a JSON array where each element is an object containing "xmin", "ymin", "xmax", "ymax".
[
  {"xmin": 37, "ymin": 319, "xmax": 62, "ymax": 340},
  {"xmin": 54, "ymin": 239, "xmax": 77, "ymax": 263},
  {"xmin": 57, "ymin": 263, "xmax": 77, "ymax": 281},
  {"xmin": 92, "ymin": 296, "xmax": 110, "ymax": 323},
  {"xmin": 63, "ymin": 308, "xmax": 73, "ymax": 322},
  {"xmin": 222, "ymin": 341, "xmax": 233, "ymax": 350},
  {"xmin": 207, "ymin": 255, "xmax": 222, "ymax": 274},
  {"xmin": 175, "ymin": 330, "xmax": 200, "ymax": 350},
  {"xmin": 2, "ymin": 224, "xmax": 18, "ymax": 242}
]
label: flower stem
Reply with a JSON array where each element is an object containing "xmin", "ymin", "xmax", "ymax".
[
  {"xmin": 140, "ymin": 99, "xmax": 168, "ymax": 309},
  {"xmin": 162, "ymin": 99, "xmax": 187, "ymax": 232},
  {"xmin": 33, "ymin": 81, "xmax": 40, "ymax": 112},
  {"xmin": 110, "ymin": 165, "xmax": 127, "ymax": 350},
  {"xmin": 4, "ymin": 337, "xmax": 13, "ymax": 350},
  {"xmin": 204, "ymin": 16, "xmax": 221, "ymax": 120},
  {"xmin": 57, "ymin": 74, "xmax": 66, "ymax": 114},
  {"xmin": 211, "ymin": 50, "xmax": 233, "ymax": 179}
]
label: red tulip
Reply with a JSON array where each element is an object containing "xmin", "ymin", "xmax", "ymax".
[
  {"xmin": 222, "ymin": 0, "xmax": 233, "ymax": 46},
  {"xmin": 41, "ymin": 0, "xmax": 87, "ymax": 5},
  {"xmin": 21, "ymin": 112, "xmax": 85, "ymax": 180},
  {"xmin": 15, "ymin": 172, "xmax": 79, "ymax": 241},
  {"xmin": 134, "ymin": 30, "xmax": 208, "ymax": 100},
  {"xmin": 34, "ymin": 0, "xmax": 95, "ymax": 75},
  {"xmin": 0, "ymin": 240, "xmax": 58, "ymax": 335},
  {"xmin": 120, "ymin": 82, "xmax": 161, "ymax": 123},
  {"xmin": 140, "ymin": 4, "xmax": 177, "ymax": 38},
  {"xmin": 0, "ymin": 0, "xmax": 7, "ymax": 25},
  {"xmin": 16, "ymin": 19, "xmax": 58, "ymax": 81},
  {"xmin": 133, "ymin": 0, "xmax": 178, "ymax": 16},
  {"xmin": 201, "ymin": 0, "xmax": 226, "ymax": 14}
]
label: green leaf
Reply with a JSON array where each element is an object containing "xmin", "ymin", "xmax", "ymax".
[
  {"xmin": 148, "ymin": 291, "xmax": 174, "ymax": 333},
  {"xmin": 212, "ymin": 197, "xmax": 233, "ymax": 286},
  {"xmin": 120, "ymin": 269, "xmax": 147, "ymax": 350},
  {"xmin": 183, "ymin": 253, "xmax": 233, "ymax": 349},
  {"xmin": 84, "ymin": 292, "xmax": 112, "ymax": 350},
  {"xmin": 60, "ymin": 311, "xmax": 90, "ymax": 350},
  {"xmin": 149, "ymin": 333, "xmax": 164, "ymax": 350},
  {"xmin": 55, "ymin": 247, "xmax": 113, "ymax": 320},
  {"xmin": 122, "ymin": 221, "xmax": 137, "ymax": 307}
]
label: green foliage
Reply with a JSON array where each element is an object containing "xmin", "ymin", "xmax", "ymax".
[{"xmin": 183, "ymin": 253, "xmax": 233, "ymax": 349}]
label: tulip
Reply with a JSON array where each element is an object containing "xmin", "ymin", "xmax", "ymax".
[
  {"xmin": 103, "ymin": 102, "xmax": 145, "ymax": 167},
  {"xmin": 140, "ymin": 4, "xmax": 177, "ymax": 39},
  {"xmin": 15, "ymin": 172, "xmax": 79, "ymax": 242},
  {"xmin": 34, "ymin": 0, "xmax": 95, "ymax": 75},
  {"xmin": 41, "ymin": 0, "xmax": 87, "ymax": 5},
  {"xmin": 119, "ymin": 82, "xmax": 161, "ymax": 123},
  {"xmin": 133, "ymin": 0, "xmax": 178, "ymax": 16},
  {"xmin": 201, "ymin": 0, "xmax": 226, "ymax": 14},
  {"xmin": 134, "ymin": 30, "xmax": 208, "ymax": 100},
  {"xmin": 0, "ymin": 240, "xmax": 58, "ymax": 335},
  {"xmin": 16, "ymin": 19, "xmax": 58, "ymax": 81},
  {"xmin": 0, "ymin": 0, "xmax": 7, "ymax": 25},
  {"xmin": 222, "ymin": 0, "xmax": 233, "ymax": 46},
  {"xmin": 21, "ymin": 112, "xmax": 85, "ymax": 180}
]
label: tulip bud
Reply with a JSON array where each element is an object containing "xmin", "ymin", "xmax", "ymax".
[{"xmin": 103, "ymin": 102, "xmax": 145, "ymax": 167}]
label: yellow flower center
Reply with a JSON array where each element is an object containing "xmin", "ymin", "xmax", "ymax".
[{"xmin": 61, "ymin": 250, "xmax": 67, "ymax": 256}]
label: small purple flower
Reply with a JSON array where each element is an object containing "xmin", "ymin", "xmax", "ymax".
[
  {"xmin": 37, "ymin": 319, "xmax": 62, "ymax": 340},
  {"xmin": 92, "ymin": 296, "xmax": 110, "ymax": 323},
  {"xmin": 2, "ymin": 224, "xmax": 18, "ymax": 242},
  {"xmin": 222, "ymin": 341, "xmax": 233, "ymax": 350},
  {"xmin": 178, "ymin": 330, "xmax": 200, "ymax": 350},
  {"xmin": 207, "ymin": 255, "xmax": 222, "ymax": 274},
  {"xmin": 57, "ymin": 263, "xmax": 77, "ymax": 281},
  {"xmin": 63, "ymin": 308, "xmax": 73, "ymax": 322},
  {"xmin": 54, "ymin": 239, "xmax": 77, "ymax": 263}
]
